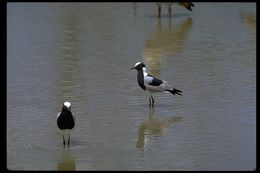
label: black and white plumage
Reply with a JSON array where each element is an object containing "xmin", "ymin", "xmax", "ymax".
[
  {"xmin": 57, "ymin": 101, "xmax": 75, "ymax": 146},
  {"xmin": 131, "ymin": 62, "xmax": 182, "ymax": 107}
]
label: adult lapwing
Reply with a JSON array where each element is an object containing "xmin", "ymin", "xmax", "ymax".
[
  {"xmin": 131, "ymin": 62, "xmax": 182, "ymax": 107},
  {"xmin": 57, "ymin": 101, "xmax": 75, "ymax": 146}
]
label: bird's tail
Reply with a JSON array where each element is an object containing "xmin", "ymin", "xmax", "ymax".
[
  {"xmin": 178, "ymin": 2, "xmax": 194, "ymax": 11},
  {"xmin": 167, "ymin": 88, "xmax": 182, "ymax": 96}
]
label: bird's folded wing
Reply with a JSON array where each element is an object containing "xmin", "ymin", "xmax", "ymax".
[{"xmin": 144, "ymin": 75, "xmax": 163, "ymax": 86}]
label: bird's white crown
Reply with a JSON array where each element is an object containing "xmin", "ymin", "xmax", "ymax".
[
  {"xmin": 135, "ymin": 62, "xmax": 143, "ymax": 67},
  {"xmin": 63, "ymin": 101, "xmax": 71, "ymax": 110}
]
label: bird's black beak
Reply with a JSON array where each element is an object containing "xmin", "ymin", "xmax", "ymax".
[{"xmin": 131, "ymin": 67, "xmax": 135, "ymax": 70}]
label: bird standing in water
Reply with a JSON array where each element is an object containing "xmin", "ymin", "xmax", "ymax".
[
  {"xmin": 57, "ymin": 101, "xmax": 75, "ymax": 146},
  {"xmin": 156, "ymin": 2, "xmax": 195, "ymax": 18},
  {"xmin": 131, "ymin": 62, "xmax": 182, "ymax": 107}
]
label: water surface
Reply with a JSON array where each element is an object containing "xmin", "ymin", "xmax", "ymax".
[{"xmin": 7, "ymin": 3, "xmax": 256, "ymax": 170}]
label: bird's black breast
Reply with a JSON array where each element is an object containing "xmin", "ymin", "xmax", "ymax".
[
  {"xmin": 137, "ymin": 70, "xmax": 146, "ymax": 90},
  {"xmin": 57, "ymin": 109, "xmax": 75, "ymax": 130}
]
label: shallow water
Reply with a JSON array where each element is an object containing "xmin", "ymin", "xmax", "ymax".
[{"xmin": 7, "ymin": 3, "xmax": 256, "ymax": 170}]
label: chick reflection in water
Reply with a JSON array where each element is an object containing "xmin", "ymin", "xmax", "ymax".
[
  {"xmin": 136, "ymin": 108, "xmax": 182, "ymax": 150},
  {"xmin": 57, "ymin": 147, "xmax": 76, "ymax": 170}
]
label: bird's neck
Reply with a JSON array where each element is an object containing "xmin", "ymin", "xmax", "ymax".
[
  {"xmin": 137, "ymin": 69, "xmax": 146, "ymax": 90},
  {"xmin": 142, "ymin": 67, "xmax": 148, "ymax": 77},
  {"xmin": 62, "ymin": 108, "xmax": 71, "ymax": 114},
  {"xmin": 137, "ymin": 68, "xmax": 144, "ymax": 78}
]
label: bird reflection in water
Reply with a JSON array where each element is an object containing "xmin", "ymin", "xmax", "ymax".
[
  {"xmin": 132, "ymin": 3, "xmax": 138, "ymax": 16},
  {"xmin": 240, "ymin": 12, "xmax": 256, "ymax": 36},
  {"xmin": 143, "ymin": 17, "xmax": 192, "ymax": 77},
  {"xmin": 136, "ymin": 107, "xmax": 182, "ymax": 150},
  {"xmin": 57, "ymin": 147, "xmax": 76, "ymax": 170}
]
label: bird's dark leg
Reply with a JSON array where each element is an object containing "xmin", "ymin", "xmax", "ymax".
[
  {"xmin": 68, "ymin": 135, "xmax": 70, "ymax": 147},
  {"xmin": 157, "ymin": 4, "xmax": 161, "ymax": 18},
  {"xmin": 151, "ymin": 95, "xmax": 154, "ymax": 107},
  {"xmin": 147, "ymin": 91, "xmax": 153, "ymax": 107},
  {"xmin": 63, "ymin": 135, "xmax": 65, "ymax": 146},
  {"xmin": 168, "ymin": 4, "xmax": 172, "ymax": 18}
]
